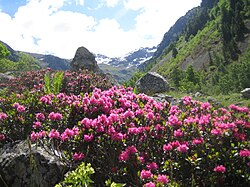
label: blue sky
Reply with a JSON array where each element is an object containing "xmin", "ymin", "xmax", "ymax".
[{"xmin": 0, "ymin": 0, "xmax": 201, "ymax": 58}]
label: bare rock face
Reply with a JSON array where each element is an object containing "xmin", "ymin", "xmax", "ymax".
[
  {"xmin": 0, "ymin": 140, "xmax": 68, "ymax": 187},
  {"xmin": 241, "ymin": 88, "xmax": 250, "ymax": 99},
  {"xmin": 136, "ymin": 72, "xmax": 170, "ymax": 95},
  {"xmin": 70, "ymin": 46, "xmax": 102, "ymax": 73}
]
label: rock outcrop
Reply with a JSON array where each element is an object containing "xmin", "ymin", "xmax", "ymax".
[
  {"xmin": 0, "ymin": 140, "xmax": 68, "ymax": 187},
  {"xmin": 70, "ymin": 46, "xmax": 102, "ymax": 73},
  {"xmin": 241, "ymin": 88, "xmax": 250, "ymax": 99},
  {"xmin": 136, "ymin": 72, "xmax": 170, "ymax": 95},
  {"xmin": 0, "ymin": 73, "xmax": 14, "ymax": 83}
]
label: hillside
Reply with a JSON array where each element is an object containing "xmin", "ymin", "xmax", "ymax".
[
  {"xmin": 136, "ymin": 0, "xmax": 250, "ymax": 95},
  {"xmin": 27, "ymin": 52, "xmax": 70, "ymax": 70},
  {"xmin": 0, "ymin": 41, "xmax": 42, "ymax": 72}
]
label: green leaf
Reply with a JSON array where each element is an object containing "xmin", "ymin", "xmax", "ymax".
[{"xmin": 44, "ymin": 73, "xmax": 51, "ymax": 94}]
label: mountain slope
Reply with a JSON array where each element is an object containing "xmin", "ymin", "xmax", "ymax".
[
  {"xmin": 134, "ymin": 0, "xmax": 250, "ymax": 95},
  {"xmin": 27, "ymin": 52, "xmax": 70, "ymax": 70},
  {"xmin": 95, "ymin": 47, "xmax": 156, "ymax": 83}
]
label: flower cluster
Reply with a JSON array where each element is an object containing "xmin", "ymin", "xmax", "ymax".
[{"xmin": 0, "ymin": 70, "xmax": 249, "ymax": 186}]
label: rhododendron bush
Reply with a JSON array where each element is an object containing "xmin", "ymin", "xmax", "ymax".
[{"xmin": 0, "ymin": 70, "xmax": 250, "ymax": 186}]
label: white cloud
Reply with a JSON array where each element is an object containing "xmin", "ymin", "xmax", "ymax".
[
  {"xmin": 124, "ymin": 0, "xmax": 202, "ymax": 44},
  {"xmin": 75, "ymin": 0, "xmax": 84, "ymax": 6},
  {"xmin": 0, "ymin": 0, "xmax": 201, "ymax": 58},
  {"xmin": 104, "ymin": 0, "xmax": 120, "ymax": 7},
  {"xmin": 86, "ymin": 18, "xmax": 146, "ymax": 57}
]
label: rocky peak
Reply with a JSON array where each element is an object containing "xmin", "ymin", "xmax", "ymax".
[{"xmin": 70, "ymin": 47, "xmax": 102, "ymax": 73}]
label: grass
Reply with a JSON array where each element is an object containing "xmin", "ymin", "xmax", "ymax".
[{"xmin": 164, "ymin": 90, "xmax": 250, "ymax": 108}]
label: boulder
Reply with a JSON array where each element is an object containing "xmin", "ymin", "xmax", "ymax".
[
  {"xmin": 70, "ymin": 46, "xmax": 102, "ymax": 73},
  {"xmin": 152, "ymin": 93, "xmax": 181, "ymax": 106},
  {"xmin": 0, "ymin": 73, "xmax": 14, "ymax": 83},
  {"xmin": 241, "ymin": 88, "xmax": 250, "ymax": 99},
  {"xmin": 0, "ymin": 140, "xmax": 68, "ymax": 187},
  {"xmin": 136, "ymin": 72, "xmax": 170, "ymax": 95}
]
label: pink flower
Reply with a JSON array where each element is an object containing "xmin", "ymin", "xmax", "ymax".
[
  {"xmin": 80, "ymin": 118, "xmax": 92, "ymax": 128},
  {"xmin": 182, "ymin": 96, "xmax": 192, "ymax": 105},
  {"xmin": 200, "ymin": 102, "xmax": 211, "ymax": 110},
  {"xmin": 174, "ymin": 129, "xmax": 184, "ymax": 137},
  {"xmin": 36, "ymin": 113, "xmax": 45, "ymax": 121},
  {"xmin": 168, "ymin": 115, "xmax": 182, "ymax": 126},
  {"xmin": 73, "ymin": 152, "xmax": 84, "ymax": 161},
  {"xmin": 239, "ymin": 149, "xmax": 250, "ymax": 157},
  {"xmin": 33, "ymin": 121, "xmax": 42, "ymax": 129},
  {"xmin": 48, "ymin": 129, "xmax": 60, "ymax": 139},
  {"xmin": 146, "ymin": 112, "xmax": 154, "ymax": 120},
  {"xmin": 72, "ymin": 127, "xmax": 79, "ymax": 136},
  {"xmin": 177, "ymin": 144, "xmax": 189, "ymax": 153},
  {"xmin": 64, "ymin": 128, "xmax": 74, "ymax": 137},
  {"xmin": 199, "ymin": 115, "xmax": 210, "ymax": 125},
  {"xmin": 0, "ymin": 112, "xmax": 8, "ymax": 120},
  {"xmin": 163, "ymin": 144, "xmax": 173, "ymax": 151},
  {"xmin": 211, "ymin": 128, "xmax": 222, "ymax": 136},
  {"xmin": 111, "ymin": 132, "xmax": 124, "ymax": 141},
  {"xmin": 127, "ymin": 145, "xmax": 138, "ymax": 154},
  {"xmin": 40, "ymin": 95, "xmax": 52, "ymax": 105},
  {"xmin": 144, "ymin": 182, "xmax": 155, "ymax": 187},
  {"xmin": 38, "ymin": 131, "xmax": 46, "ymax": 138},
  {"xmin": 157, "ymin": 174, "xmax": 169, "ymax": 184},
  {"xmin": 138, "ymin": 156, "xmax": 145, "ymax": 164},
  {"xmin": 17, "ymin": 105, "xmax": 26, "ymax": 113},
  {"xmin": 234, "ymin": 132, "xmax": 246, "ymax": 141},
  {"xmin": 108, "ymin": 113, "xmax": 119, "ymax": 123},
  {"xmin": 169, "ymin": 106, "xmax": 179, "ymax": 115},
  {"xmin": 123, "ymin": 109, "xmax": 135, "ymax": 118},
  {"xmin": 214, "ymin": 165, "xmax": 226, "ymax": 173},
  {"xmin": 146, "ymin": 162, "xmax": 158, "ymax": 170},
  {"xmin": 84, "ymin": 134, "xmax": 94, "ymax": 142},
  {"xmin": 60, "ymin": 133, "xmax": 68, "ymax": 141},
  {"xmin": 30, "ymin": 132, "xmax": 38, "ymax": 141},
  {"xmin": 119, "ymin": 151, "xmax": 130, "ymax": 161},
  {"xmin": 12, "ymin": 102, "xmax": 20, "ymax": 108},
  {"xmin": 128, "ymin": 127, "xmax": 140, "ymax": 135},
  {"xmin": 135, "ymin": 109, "xmax": 144, "ymax": 116},
  {"xmin": 192, "ymin": 138, "xmax": 204, "ymax": 145},
  {"xmin": 169, "ymin": 140, "xmax": 180, "ymax": 148},
  {"xmin": 48, "ymin": 112, "xmax": 62, "ymax": 121},
  {"xmin": 0, "ymin": 134, "xmax": 6, "ymax": 140},
  {"xmin": 140, "ymin": 170, "xmax": 153, "ymax": 179}
]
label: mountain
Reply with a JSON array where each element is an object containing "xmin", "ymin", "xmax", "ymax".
[
  {"xmin": 95, "ymin": 46, "xmax": 156, "ymax": 82},
  {"xmin": 1, "ymin": 40, "xmax": 155, "ymax": 83},
  {"xmin": 0, "ymin": 40, "xmax": 20, "ymax": 62},
  {"xmin": 27, "ymin": 46, "xmax": 156, "ymax": 82},
  {"xmin": 96, "ymin": 46, "xmax": 156, "ymax": 68},
  {"xmin": 136, "ymin": 0, "xmax": 250, "ymax": 95},
  {"xmin": 138, "ymin": 2, "xmax": 216, "ymax": 71},
  {"xmin": 27, "ymin": 52, "xmax": 70, "ymax": 70}
]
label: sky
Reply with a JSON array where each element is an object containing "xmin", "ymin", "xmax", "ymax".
[{"xmin": 0, "ymin": 0, "xmax": 201, "ymax": 59}]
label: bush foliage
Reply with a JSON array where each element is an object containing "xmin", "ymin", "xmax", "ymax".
[{"xmin": 0, "ymin": 69, "xmax": 249, "ymax": 186}]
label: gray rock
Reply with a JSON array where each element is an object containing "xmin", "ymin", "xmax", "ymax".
[
  {"xmin": 152, "ymin": 93, "xmax": 181, "ymax": 106},
  {"xmin": 136, "ymin": 72, "xmax": 170, "ymax": 95},
  {"xmin": 0, "ymin": 73, "xmax": 14, "ymax": 83},
  {"xmin": 194, "ymin": 92, "xmax": 202, "ymax": 97},
  {"xmin": 70, "ymin": 46, "xmax": 102, "ymax": 73},
  {"xmin": 0, "ymin": 140, "xmax": 68, "ymax": 187},
  {"xmin": 241, "ymin": 88, "xmax": 250, "ymax": 99}
]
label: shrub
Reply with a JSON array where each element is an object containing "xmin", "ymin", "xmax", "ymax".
[
  {"xmin": 55, "ymin": 162, "xmax": 95, "ymax": 187},
  {"xmin": 1, "ymin": 85, "xmax": 249, "ymax": 186}
]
